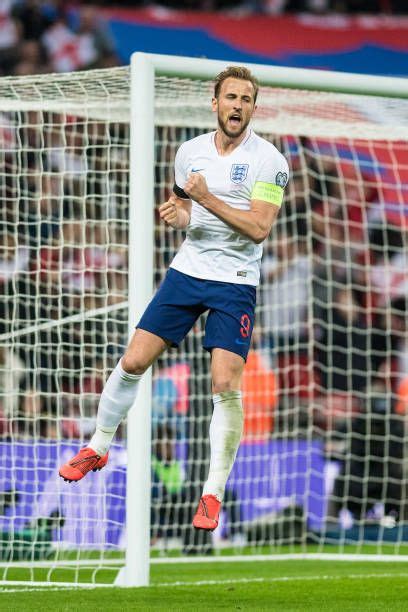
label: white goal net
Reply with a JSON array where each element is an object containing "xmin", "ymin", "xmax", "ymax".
[{"xmin": 0, "ymin": 60, "xmax": 408, "ymax": 586}]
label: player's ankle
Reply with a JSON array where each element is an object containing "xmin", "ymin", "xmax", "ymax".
[
  {"xmin": 202, "ymin": 489, "xmax": 223, "ymax": 503},
  {"xmin": 89, "ymin": 426, "xmax": 116, "ymax": 456}
]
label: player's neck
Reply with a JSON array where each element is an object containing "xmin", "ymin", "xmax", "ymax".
[{"xmin": 214, "ymin": 128, "xmax": 248, "ymax": 156}]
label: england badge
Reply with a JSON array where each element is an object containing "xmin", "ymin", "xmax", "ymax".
[{"xmin": 230, "ymin": 164, "xmax": 249, "ymax": 184}]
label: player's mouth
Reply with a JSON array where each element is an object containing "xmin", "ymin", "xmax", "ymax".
[{"xmin": 228, "ymin": 113, "xmax": 242, "ymax": 127}]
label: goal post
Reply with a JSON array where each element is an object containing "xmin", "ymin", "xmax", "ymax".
[
  {"xmin": 0, "ymin": 53, "xmax": 408, "ymax": 590},
  {"xmin": 114, "ymin": 52, "xmax": 155, "ymax": 589}
]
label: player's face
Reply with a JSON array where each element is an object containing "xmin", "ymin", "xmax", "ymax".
[{"xmin": 212, "ymin": 77, "xmax": 257, "ymax": 139}]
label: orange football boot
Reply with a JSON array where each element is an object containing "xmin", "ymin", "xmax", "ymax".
[
  {"xmin": 59, "ymin": 447, "xmax": 108, "ymax": 482},
  {"xmin": 192, "ymin": 494, "xmax": 221, "ymax": 531}
]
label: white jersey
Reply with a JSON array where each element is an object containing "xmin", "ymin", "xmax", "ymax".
[{"xmin": 170, "ymin": 129, "xmax": 289, "ymax": 286}]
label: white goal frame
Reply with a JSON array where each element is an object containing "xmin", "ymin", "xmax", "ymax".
[{"xmin": 119, "ymin": 52, "xmax": 408, "ymax": 588}]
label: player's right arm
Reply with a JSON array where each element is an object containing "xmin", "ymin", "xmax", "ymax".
[
  {"xmin": 159, "ymin": 194, "xmax": 191, "ymax": 229},
  {"xmin": 159, "ymin": 142, "xmax": 192, "ymax": 229}
]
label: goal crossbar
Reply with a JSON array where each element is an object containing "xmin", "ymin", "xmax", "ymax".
[{"xmin": 139, "ymin": 52, "xmax": 408, "ymax": 99}]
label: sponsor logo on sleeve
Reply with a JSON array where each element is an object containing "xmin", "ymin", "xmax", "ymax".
[{"xmin": 275, "ymin": 171, "xmax": 288, "ymax": 188}]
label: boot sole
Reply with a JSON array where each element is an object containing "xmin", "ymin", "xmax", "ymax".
[{"xmin": 59, "ymin": 466, "xmax": 105, "ymax": 483}]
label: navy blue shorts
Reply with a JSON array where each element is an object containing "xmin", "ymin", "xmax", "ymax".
[{"xmin": 137, "ymin": 268, "xmax": 256, "ymax": 360}]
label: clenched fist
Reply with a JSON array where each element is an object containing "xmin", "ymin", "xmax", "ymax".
[
  {"xmin": 159, "ymin": 195, "xmax": 178, "ymax": 226},
  {"xmin": 184, "ymin": 172, "xmax": 210, "ymax": 204}
]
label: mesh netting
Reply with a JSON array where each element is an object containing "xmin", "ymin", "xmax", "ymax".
[{"xmin": 0, "ymin": 67, "xmax": 407, "ymax": 583}]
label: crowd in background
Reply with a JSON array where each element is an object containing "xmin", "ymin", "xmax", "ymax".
[
  {"xmin": 0, "ymin": 0, "xmax": 406, "ymax": 80},
  {"xmin": 97, "ymin": 0, "xmax": 408, "ymax": 15},
  {"xmin": 0, "ymin": 0, "xmax": 407, "ymax": 82},
  {"xmin": 0, "ymin": 1, "xmax": 119, "ymax": 77}
]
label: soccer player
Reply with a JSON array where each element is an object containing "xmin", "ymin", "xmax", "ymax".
[{"xmin": 59, "ymin": 65, "xmax": 289, "ymax": 532}]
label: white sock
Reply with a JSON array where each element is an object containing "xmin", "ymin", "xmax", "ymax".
[
  {"xmin": 88, "ymin": 360, "xmax": 142, "ymax": 455},
  {"xmin": 202, "ymin": 390, "xmax": 243, "ymax": 502}
]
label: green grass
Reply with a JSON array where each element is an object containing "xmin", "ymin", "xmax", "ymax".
[{"xmin": 1, "ymin": 559, "xmax": 408, "ymax": 610}]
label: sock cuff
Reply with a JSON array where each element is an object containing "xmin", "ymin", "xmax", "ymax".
[
  {"xmin": 212, "ymin": 390, "xmax": 242, "ymax": 404},
  {"xmin": 118, "ymin": 359, "xmax": 143, "ymax": 382}
]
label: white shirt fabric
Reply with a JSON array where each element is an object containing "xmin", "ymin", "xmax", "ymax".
[{"xmin": 170, "ymin": 129, "xmax": 289, "ymax": 286}]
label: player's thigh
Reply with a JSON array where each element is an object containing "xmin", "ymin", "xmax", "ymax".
[
  {"xmin": 137, "ymin": 268, "xmax": 204, "ymax": 349},
  {"xmin": 203, "ymin": 281, "xmax": 256, "ymax": 362},
  {"xmin": 121, "ymin": 328, "xmax": 169, "ymax": 374},
  {"xmin": 210, "ymin": 348, "xmax": 245, "ymax": 394}
]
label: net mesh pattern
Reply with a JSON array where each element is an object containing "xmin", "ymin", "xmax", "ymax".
[{"xmin": 0, "ymin": 67, "xmax": 407, "ymax": 580}]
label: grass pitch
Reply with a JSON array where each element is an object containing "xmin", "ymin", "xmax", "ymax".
[{"xmin": 1, "ymin": 559, "xmax": 408, "ymax": 611}]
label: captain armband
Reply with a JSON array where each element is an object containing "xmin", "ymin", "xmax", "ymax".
[
  {"xmin": 251, "ymin": 182, "xmax": 285, "ymax": 207},
  {"xmin": 173, "ymin": 183, "xmax": 190, "ymax": 200}
]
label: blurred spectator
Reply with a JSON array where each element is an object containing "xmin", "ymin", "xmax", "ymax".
[
  {"xmin": 260, "ymin": 229, "xmax": 312, "ymax": 353},
  {"xmin": 151, "ymin": 422, "xmax": 187, "ymax": 542},
  {"xmin": 396, "ymin": 375, "xmax": 408, "ymax": 416},
  {"xmin": 334, "ymin": 0, "xmax": 383, "ymax": 12},
  {"xmin": 286, "ymin": 0, "xmax": 329, "ymax": 12},
  {"xmin": 74, "ymin": 5, "xmax": 118, "ymax": 69},
  {"xmin": 0, "ymin": 0, "xmax": 22, "ymax": 75},
  {"xmin": 331, "ymin": 389, "xmax": 405, "ymax": 527},
  {"xmin": 369, "ymin": 229, "xmax": 407, "ymax": 309},
  {"xmin": 315, "ymin": 284, "xmax": 372, "ymax": 394},
  {"xmin": 389, "ymin": 297, "xmax": 408, "ymax": 383},
  {"xmin": 21, "ymin": 172, "xmax": 62, "ymax": 254},
  {"xmin": 135, "ymin": 0, "xmax": 408, "ymax": 11},
  {"xmin": 13, "ymin": 39, "xmax": 51, "ymax": 75},
  {"xmin": 12, "ymin": 0, "xmax": 53, "ymax": 40},
  {"xmin": 241, "ymin": 326, "xmax": 278, "ymax": 441},
  {"xmin": 41, "ymin": 14, "xmax": 91, "ymax": 74},
  {"xmin": 18, "ymin": 389, "xmax": 57, "ymax": 438},
  {"xmin": 0, "ymin": 229, "xmax": 30, "ymax": 287},
  {"xmin": 38, "ymin": 218, "xmax": 127, "ymax": 314},
  {"xmin": 280, "ymin": 164, "xmax": 310, "ymax": 241},
  {"xmin": 60, "ymin": 357, "xmax": 107, "ymax": 439},
  {"xmin": 0, "ymin": 1, "xmax": 121, "ymax": 79},
  {"xmin": 41, "ymin": 5, "xmax": 118, "ymax": 73},
  {"xmin": 0, "ymin": 345, "xmax": 25, "ymax": 435}
]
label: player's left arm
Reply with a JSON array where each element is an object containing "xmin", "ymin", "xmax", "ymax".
[{"xmin": 183, "ymin": 172, "xmax": 286, "ymax": 244}]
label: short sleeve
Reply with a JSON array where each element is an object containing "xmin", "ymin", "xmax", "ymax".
[
  {"xmin": 174, "ymin": 143, "xmax": 188, "ymax": 189},
  {"xmin": 251, "ymin": 150, "xmax": 289, "ymax": 207}
]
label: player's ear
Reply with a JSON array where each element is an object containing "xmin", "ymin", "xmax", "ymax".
[{"xmin": 211, "ymin": 97, "xmax": 218, "ymax": 113}]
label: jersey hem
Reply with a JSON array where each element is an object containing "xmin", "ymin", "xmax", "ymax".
[{"xmin": 169, "ymin": 263, "xmax": 259, "ymax": 287}]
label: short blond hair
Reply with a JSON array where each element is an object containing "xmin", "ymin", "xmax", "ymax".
[{"xmin": 214, "ymin": 66, "xmax": 259, "ymax": 102}]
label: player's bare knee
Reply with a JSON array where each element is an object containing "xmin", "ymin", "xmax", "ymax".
[
  {"xmin": 212, "ymin": 380, "xmax": 238, "ymax": 395},
  {"xmin": 120, "ymin": 355, "xmax": 148, "ymax": 376}
]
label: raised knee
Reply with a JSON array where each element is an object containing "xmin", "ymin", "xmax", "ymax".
[{"xmin": 121, "ymin": 354, "xmax": 148, "ymax": 376}]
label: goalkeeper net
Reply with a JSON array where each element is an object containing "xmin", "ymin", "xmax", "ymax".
[{"xmin": 0, "ymin": 60, "xmax": 408, "ymax": 586}]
